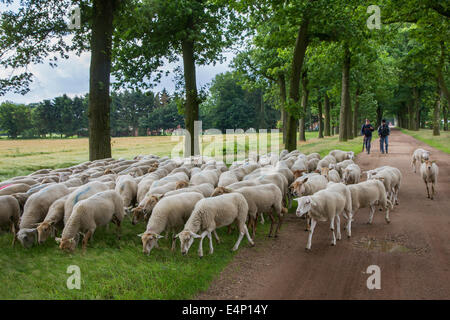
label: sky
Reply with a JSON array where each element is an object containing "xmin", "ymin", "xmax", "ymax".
[{"xmin": 0, "ymin": 1, "xmax": 235, "ymax": 105}]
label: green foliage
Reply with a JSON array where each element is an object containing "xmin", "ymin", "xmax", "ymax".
[{"xmin": 0, "ymin": 102, "xmax": 32, "ymax": 138}]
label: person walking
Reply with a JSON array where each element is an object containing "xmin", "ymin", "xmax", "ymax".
[
  {"xmin": 378, "ymin": 119, "xmax": 390, "ymax": 154},
  {"xmin": 361, "ymin": 119, "xmax": 375, "ymax": 154}
]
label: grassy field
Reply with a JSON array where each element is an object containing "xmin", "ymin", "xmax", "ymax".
[
  {"xmin": 0, "ymin": 132, "xmax": 364, "ymax": 299},
  {"xmin": 400, "ymin": 128, "xmax": 450, "ymax": 154}
]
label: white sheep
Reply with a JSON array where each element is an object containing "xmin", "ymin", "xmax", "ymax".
[
  {"xmin": 138, "ymin": 192, "xmax": 205, "ymax": 254},
  {"xmin": 320, "ymin": 167, "xmax": 341, "ymax": 183},
  {"xmin": 306, "ymin": 158, "xmax": 319, "ymax": 173},
  {"xmin": 289, "ymin": 174, "xmax": 328, "ymax": 197},
  {"xmin": 295, "ymin": 189, "xmax": 347, "ymax": 250},
  {"xmin": 316, "ymin": 155, "xmax": 337, "ymax": 172},
  {"xmin": 330, "ymin": 159, "xmax": 354, "ymax": 175},
  {"xmin": 164, "ymin": 183, "xmax": 214, "ymax": 198},
  {"xmin": 306, "ymin": 153, "xmax": 321, "ymax": 161},
  {"xmin": 190, "ymin": 169, "xmax": 220, "ymax": 187},
  {"xmin": 115, "ymin": 174, "xmax": 138, "ymax": 209},
  {"xmin": 368, "ymin": 166, "xmax": 402, "ymax": 205},
  {"xmin": 0, "ymin": 195, "xmax": 20, "ymax": 245},
  {"xmin": 0, "ymin": 183, "xmax": 31, "ymax": 196},
  {"xmin": 342, "ymin": 164, "xmax": 361, "ymax": 185},
  {"xmin": 36, "ymin": 195, "xmax": 69, "ymax": 244},
  {"xmin": 17, "ymin": 184, "xmax": 71, "ymax": 248},
  {"xmin": 218, "ymin": 171, "xmax": 239, "ymax": 187},
  {"xmin": 411, "ymin": 148, "xmax": 430, "ymax": 173},
  {"xmin": 57, "ymin": 190, "xmax": 125, "ymax": 252},
  {"xmin": 64, "ymin": 181, "xmax": 109, "ymax": 224},
  {"xmin": 420, "ymin": 160, "xmax": 439, "ymax": 200},
  {"xmin": 329, "ymin": 150, "xmax": 354, "ymax": 162},
  {"xmin": 177, "ymin": 193, "xmax": 254, "ymax": 257},
  {"xmin": 291, "ymin": 158, "xmax": 308, "ymax": 179}
]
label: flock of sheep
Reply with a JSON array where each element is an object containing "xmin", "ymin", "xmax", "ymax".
[{"xmin": 0, "ymin": 147, "xmax": 409, "ymax": 254}]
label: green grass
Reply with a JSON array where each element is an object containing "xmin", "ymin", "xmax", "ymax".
[
  {"xmin": 0, "ymin": 132, "xmax": 364, "ymax": 300},
  {"xmin": 400, "ymin": 128, "xmax": 450, "ymax": 154}
]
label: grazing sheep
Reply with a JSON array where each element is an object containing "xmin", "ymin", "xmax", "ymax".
[
  {"xmin": 295, "ymin": 189, "xmax": 347, "ymax": 250},
  {"xmin": 329, "ymin": 150, "xmax": 354, "ymax": 162},
  {"xmin": 137, "ymin": 176, "xmax": 158, "ymax": 203},
  {"xmin": 0, "ymin": 195, "xmax": 20, "ymax": 244},
  {"xmin": 225, "ymin": 180, "xmax": 260, "ymax": 191},
  {"xmin": 316, "ymin": 155, "xmax": 337, "ymax": 172},
  {"xmin": 0, "ymin": 183, "xmax": 31, "ymax": 196},
  {"xmin": 131, "ymin": 194, "xmax": 163, "ymax": 225},
  {"xmin": 58, "ymin": 190, "xmax": 125, "ymax": 252},
  {"xmin": 290, "ymin": 174, "xmax": 328, "ymax": 197},
  {"xmin": 139, "ymin": 192, "xmax": 205, "ymax": 254},
  {"xmin": 177, "ymin": 193, "xmax": 254, "ymax": 257},
  {"xmin": 320, "ymin": 167, "xmax": 341, "ymax": 183},
  {"xmin": 36, "ymin": 195, "xmax": 69, "ymax": 244},
  {"xmin": 411, "ymin": 148, "xmax": 430, "ymax": 173},
  {"xmin": 18, "ymin": 184, "xmax": 71, "ymax": 248},
  {"xmin": 190, "ymin": 169, "xmax": 220, "ymax": 187},
  {"xmin": 149, "ymin": 181, "xmax": 181, "ymax": 196},
  {"xmin": 64, "ymin": 181, "xmax": 109, "ymax": 224},
  {"xmin": 11, "ymin": 193, "xmax": 29, "ymax": 214},
  {"xmin": 164, "ymin": 183, "xmax": 214, "ymax": 198},
  {"xmin": 115, "ymin": 175, "xmax": 138, "ymax": 208},
  {"xmin": 342, "ymin": 164, "xmax": 361, "ymax": 185},
  {"xmin": 151, "ymin": 172, "xmax": 189, "ymax": 189},
  {"xmin": 218, "ymin": 171, "xmax": 239, "ymax": 187},
  {"xmin": 212, "ymin": 184, "xmax": 287, "ymax": 238},
  {"xmin": 420, "ymin": 160, "xmax": 439, "ymax": 200}
]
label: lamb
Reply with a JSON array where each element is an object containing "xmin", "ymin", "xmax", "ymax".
[
  {"xmin": 420, "ymin": 160, "xmax": 439, "ymax": 200},
  {"xmin": 115, "ymin": 174, "xmax": 138, "ymax": 208},
  {"xmin": 211, "ymin": 184, "xmax": 287, "ymax": 238},
  {"xmin": 329, "ymin": 150, "xmax": 354, "ymax": 162},
  {"xmin": 342, "ymin": 164, "xmax": 361, "ymax": 185},
  {"xmin": 0, "ymin": 195, "xmax": 20, "ymax": 245},
  {"xmin": 289, "ymin": 174, "xmax": 328, "ymax": 197},
  {"xmin": 36, "ymin": 195, "xmax": 69, "ymax": 244},
  {"xmin": 295, "ymin": 189, "xmax": 347, "ymax": 250},
  {"xmin": 218, "ymin": 171, "xmax": 239, "ymax": 187},
  {"xmin": 411, "ymin": 148, "xmax": 431, "ymax": 173},
  {"xmin": 316, "ymin": 155, "xmax": 337, "ymax": 172},
  {"xmin": 164, "ymin": 183, "xmax": 214, "ymax": 198},
  {"xmin": 64, "ymin": 181, "xmax": 109, "ymax": 224},
  {"xmin": 138, "ymin": 192, "xmax": 205, "ymax": 254},
  {"xmin": 17, "ymin": 184, "xmax": 71, "ymax": 248},
  {"xmin": 57, "ymin": 190, "xmax": 125, "ymax": 252},
  {"xmin": 0, "ymin": 183, "xmax": 31, "ymax": 196},
  {"xmin": 320, "ymin": 167, "xmax": 341, "ymax": 183},
  {"xmin": 347, "ymin": 180, "xmax": 393, "ymax": 229},
  {"xmin": 177, "ymin": 193, "xmax": 254, "ymax": 257}
]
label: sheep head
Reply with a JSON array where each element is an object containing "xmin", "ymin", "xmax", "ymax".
[
  {"xmin": 58, "ymin": 237, "xmax": 78, "ymax": 252},
  {"xmin": 293, "ymin": 170, "xmax": 306, "ymax": 179},
  {"xmin": 139, "ymin": 232, "xmax": 164, "ymax": 255},
  {"xmin": 211, "ymin": 187, "xmax": 232, "ymax": 197},
  {"xmin": 131, "ymin": 206, "xmax": 145, "ymax": 225},
  {"xmin": 17, "ymin": 228, "xmax": 37, "ymax": 248},
  {"xmin": 37, "ymin": 221, "xmax": 55, "ymax": 244},
  {"xmin": 176, "ymin": 230, "xmax": 201, "ymax": 255},
  {"xmin": 320, "ymin": 167, "xmax": 330, "ymax": 179},
  {"xmin": 290, "ymin": 179, "xmax": 307, "ymax": 197},
  {"xmin": 295, "ymin": 196, "xmax": 313, "ymax": 217},
  {"xmin": 175, "ymin": 180, "xmax": 189, "ymax": 190}
]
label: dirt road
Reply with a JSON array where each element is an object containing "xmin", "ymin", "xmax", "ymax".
[{"xmin": 197, "ymin": 129, "xmax": 450, "ymax": 300}]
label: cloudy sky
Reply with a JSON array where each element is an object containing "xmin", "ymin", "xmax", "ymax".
[{"xmin": 0, "ymin": 2, "xmax": 235, "ymax": 105}]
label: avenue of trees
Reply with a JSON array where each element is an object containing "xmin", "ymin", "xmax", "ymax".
[{"xmin": 0, "ymin": 0, "xmax": 448, "ymax": 156}]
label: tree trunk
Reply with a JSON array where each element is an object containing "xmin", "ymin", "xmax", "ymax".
[
  {"xmin": 278, "ymin": 74, "xmax": 287, "ymax": 143},
  {"xmin": 413, "ymin": 87, "xmax": 420, "ymax": 131},
  {"xmin": 437, "ymin": 41, "xmax": 450, "ymax": 104},
  {"xmin": 324, "ymin": 93, "xmax": 331, "ymax": 136},
  {"xmin": 299, "ymin": 71, "xmax": 308, "ymax": 141},
  {"xmin": 376, "ymin": 104, "xmax": 382, "ymax": 128},
  {"xmin": 433, "ymin": 84, "xmax": 441, "ymax": 136},
  {"xmin": 286, "ymin": 18, "xmax": 309, "ymax": 151},
  {"xmin": 443, "ymin": 95, "xmax": 448, "ymax": 131},
  {"xmin": 353, "ymin": 87, "xmax": 360, "ymax": 137},
  {"xmin": 407, "ymin": 100, "xmax": 413, "ymax": 130},
  {"xmin": 339, "ymin": 44, "xmax": 350, "ymax": 142},
  {"xmin": 182, "ymin": 35, "xmax": 200, "ymax": 156},
  {"xmin": 318, "ymin": 94, "xmax": 323, "ymax": 138},
  {"xmin": 88, "ymin": 0, "xmax": 117, "ymax": 160}
]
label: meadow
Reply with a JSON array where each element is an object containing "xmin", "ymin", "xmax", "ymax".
[
  {"xmin": 0, "ymin": 131, "xmax": 364, "ymax": 299},
  {"xmin": 400, "ymin": 129, "xmax": 450, "ymax": 154}
]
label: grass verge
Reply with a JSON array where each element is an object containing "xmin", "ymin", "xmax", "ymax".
[{"xmin": 400, "ymin": 128, "xmax": 450, "ymax": 154}]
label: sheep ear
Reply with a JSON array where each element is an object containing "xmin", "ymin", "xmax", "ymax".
[
  {"xmin": 293, "ymin": 198, "xmax": 300, "ymax": 202},
  {"xmin": 137, "ymin": 233, "xmax": 144, "ymax": 238},
  {"xmin": 55, "ymin": 237, "xmax": 61, "ymax": 244},
  {"xmin": 175, "ymin": 232, "xmax": 180, "ymax": 238},
  {"xmin": 156, "ymin": 234, "xmax": 164, "ymax": 239},
  {"xmin": 189, "ymin": 231, "xmax": 201, "ymax": 239}
]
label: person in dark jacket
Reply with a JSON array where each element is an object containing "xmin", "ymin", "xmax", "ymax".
[
  {"xmin": 378, "ymin": 119, "xmax": 390, "ymax": 154},
  {"xmin": 361, "ymin": 119, "xmax": 375, "ymax": 154}
]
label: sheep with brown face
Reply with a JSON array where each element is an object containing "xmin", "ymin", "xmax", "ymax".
[
  {"xmin": 131, "ymin": 194, "xmax": 163, "ymax": 225},
  {"xmin": 320, "ymin": 167, "xmax": 341, "ymax": 183},
  {"xmin": 289, "ymin": 175, "xmax": 328, "ymax": 198}
]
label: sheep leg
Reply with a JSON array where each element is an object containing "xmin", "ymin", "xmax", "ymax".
[
  {"xmin": 232, "ymin": 232, "xmax": 245, "ymax": 251},
  {"xmin": 346, "ymin": 212, "xmax": 353, "ymax": 238},
  {"xmin": 336, "ymin": 214, "xmax": 341, "ymax": 240},
  {"xmin": 385, "ymin": 203, "xmax": 391, "ymax": 224},
  {"xmin": 330, "ymin": 217, "xmax": 336, "ymax": 246},
  {"xmin": 11, "ymin": 222, "xmax": 16, "ymax": 246},
  {"xmin": 268, "ymin": 211, "xmax": 276, "ymax": 237},
  {"xmin": 425, "ymin": 182, "xmax": 430, "ymax": 198},
  {"xmin": 259, "ymin": 213, "xmax": 265, "ymax": 225},
  {"xmin": 171, "ymin": 234, "xmax": 177, "ymax": 251},
  {"xmin": 82, "ymin": 230, "xmax": 94, "ymax": 252},
  {"xmin": 197, "ymin": 231, "xmax": 209, "ymax": 258},
  {"xmin": 208, "ymin": 232, "xmax": 214, "ymax": 255},
  {"xmin": 275, "ymin": 211, "xmax": 283, "ymax": 238},
  {"xmin": 232, "ymin": 224, "xmax": 254, "ymax": 251},
  {"xmin": 306, "ymin": 219, "xmax": 317, "ymax": 250},
  {"xmin": 431, "ymin": 182, "xmax": 435, "ymax": 200},
  {"xmin": 368, "ymin": 204, "xmax": 375, "ymax": 224},
  {"xmin": 244, "ymin": 224, "xmax": 254, "ymax": 246},
  {"xmin": 213, "ymin": 230, "xmax": 221, "ymax": 244}
]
